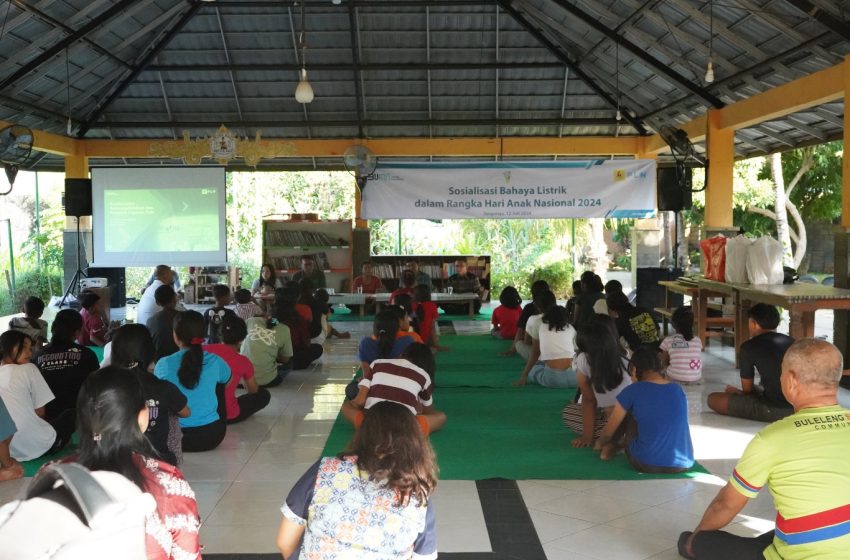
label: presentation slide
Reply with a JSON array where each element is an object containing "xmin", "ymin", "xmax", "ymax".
[{"xmin": 91, "ymin": 167, "xmax": 227, "ymax": 267}]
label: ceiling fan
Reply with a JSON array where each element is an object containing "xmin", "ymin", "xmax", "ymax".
[
  {"xmin": 0, "ymin": 124, "xmax": 34, "ymax": 195},
  {"xmin": 658, "ymin": 124, "xmax": 707, "ymax": 193},
  {"xmin": 342, "ymin": 144, "xmax": 378, "ymax": 195}
]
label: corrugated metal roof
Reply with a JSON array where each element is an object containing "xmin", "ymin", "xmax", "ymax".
[{"xmin": 0, "ymin": 0, "xmax": 848, "ymax": 169}]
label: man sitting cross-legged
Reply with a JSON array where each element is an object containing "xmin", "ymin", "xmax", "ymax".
[
  {"xmin": 342, "ymin": 342, "xmax": 446, "ymax": 436},
  {"xmin": 707, "ymin": 303, "xmax": 794, "ymax": 422},
  {"xmin": 679, "ymin": 338, "xmax": 850, "ymax": 560}
]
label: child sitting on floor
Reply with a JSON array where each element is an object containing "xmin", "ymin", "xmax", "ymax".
[
  {"xmin": 660, "ymin": 306, "xmax": 703, "ymax": 384},
  {"xmin": 346, "ymin": 310, "xmax": 416, "ymax": 400},
  {"xmin": 413, "ymin": 283, "xmax": 445, "ymax": 351},
  {"xmin": 594, "ymin": 347, "xmax": 694, "ymax": 474},
  {"xmin": 79, "ymin": 290, "xmax": 108, "ymax": 347},
  {"xmin": 233, "ymin": 288, "xmax": 265, "ymax": 321},
  {"xmin": 204, "ymin": 284, "xmax": 237, "ymax": 344},
  {"xmin": 8, "ymin": 296, "xmax": 47, "ymax": 348},
  {"xmin": 313, "ymin": 289, "xmax": 350, "ymax": 340},
  {"xmin": 563, "ymin": 315, "xmax": 631, "ymax": 448},
  {"xmin": 342, "ymin": 342, "xmax": 446, "ymax": 435},
  {"xmin": 386, "ymin": 304, "xmax": 423, "ymax": 344},
  {"xmin": 491, "ymin": 286, "xmax": 523, "ymax": 340}
]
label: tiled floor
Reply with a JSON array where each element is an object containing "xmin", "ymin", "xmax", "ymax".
[{"xmin": 0, "ymin": 308, "xmax": 791, "ymax": 560}]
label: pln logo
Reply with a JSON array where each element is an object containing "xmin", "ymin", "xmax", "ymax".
[{"xmin": 614, "ymin": 169, "xmax": 648, "ymax": 182}]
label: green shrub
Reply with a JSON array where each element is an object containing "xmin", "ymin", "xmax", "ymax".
[
  {"xmin": 12, "ymin": 268, "xmax": 64, "ymax": 307},
  {"xmin": 528, "ymin": 260, "xmax": 574, "ymax": 299}
]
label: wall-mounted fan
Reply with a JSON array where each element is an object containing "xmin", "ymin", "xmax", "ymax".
[
  {"xmin": 658, "ymin": 124, "xmax": 706, "ymax": 193},
  {"xmin": 343, "ymin": 145, "xmax": 377, "ymax": 195},
  {"xmin": 0, "ymin": 124, "xmax": 34, "ymax": 195}
]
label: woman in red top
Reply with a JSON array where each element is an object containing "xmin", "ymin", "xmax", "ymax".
[
  {"xmin": 72, "ymin": 367, "xmax": 201, "ymax": 560},
  {"xmin": 491, "ymin": 286, "xmax": 523, "ymax": 340},
  {"xmin": 413, "ymin": 284, "xmax": 441, "ymax": 349}
]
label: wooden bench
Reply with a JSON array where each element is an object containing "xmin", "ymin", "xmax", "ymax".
[{"xmin": 654, "ymin": 306, "xmax": 735, "ymax": 337}]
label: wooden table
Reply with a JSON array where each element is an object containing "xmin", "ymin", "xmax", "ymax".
[
  {"xmin": 328, "ymin": 293, "xmax": 369, "ymax": 317},
  {"xmin": 691, "ymin": 278, "xmax": 850, "ymax": 359},
  {"xmin": 658, "ymin": 279, "xmax": 736, "ymax": 352}
]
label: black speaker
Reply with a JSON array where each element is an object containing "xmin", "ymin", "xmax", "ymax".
[
  {"xmin": 636, "ymin": 267, "xmax": 684, "ymax": 323},
  {"xmin": 657, "ymin": 167, "xmax": 692, "ymax": 212},
  {"xmin": 86, "ymin": 267, "xmax": 126, "ymax": 308},
  {"xmin": 64, "ymin": 178, "xmax": 92, "ymax": 216}
]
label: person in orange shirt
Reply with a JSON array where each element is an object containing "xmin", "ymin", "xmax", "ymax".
[{"xmin": 386, "ymin": 304, "xmax": 424, "ymax": 344}]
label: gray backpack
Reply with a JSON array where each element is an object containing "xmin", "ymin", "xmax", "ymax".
[{"xmin": 0, "ymin": 463, "xmax": 154, "ymax": 559}]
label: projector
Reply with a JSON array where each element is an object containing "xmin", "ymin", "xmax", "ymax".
[{"xmin": 80, "ymin": 278, "xmax": 107, "ymax": 289}]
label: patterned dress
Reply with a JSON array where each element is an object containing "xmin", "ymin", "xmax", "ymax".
[{"xmin": 282, "ymin": 456, "xmax": 437, "ymax": 560}]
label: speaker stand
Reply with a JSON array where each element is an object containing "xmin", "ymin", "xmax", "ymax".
[{"xmin": 59, "ymin": 217, "xmax": 87, "ymax": 308}]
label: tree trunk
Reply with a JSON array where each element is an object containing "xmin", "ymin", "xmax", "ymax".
[
  {"xmin": 588, "ymin": 218, "xmax": 608, "ymax": 277},
  {"xmin": 771, "ymin": 153, "xmax": 794, "ymax": 267}
]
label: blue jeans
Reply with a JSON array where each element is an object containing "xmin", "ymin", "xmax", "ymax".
[{"xmin": 527, "ymin": 362, "xmax": 578, "ymax": 388}]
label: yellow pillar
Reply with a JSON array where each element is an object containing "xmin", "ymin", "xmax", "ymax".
[
  {"xmin": 842, "ymin": 56, "xmax": 850, "ymax": 227},
  {"xmin": 704, "ymin": 109, "xmax": 734, "ymax": 228},
  {"xmin": 64, "ymin": 155, "xmax": 89, "ymax": 179},
  {"xmin": 354, "ymin": 183, "xmax": 367, "ymax": 230}
]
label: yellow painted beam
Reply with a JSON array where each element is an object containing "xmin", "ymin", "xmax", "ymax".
[
  {"xmin": 719, "ymin": 62, "xmax": 843, "ymax": 131},
  {"xmin": 64, "ymin": 155, "xmax": 89, "ymax": 179},
  {"xmin": 704, "ymin": 109, "xmax": 734, "ymax": 228},
  {"xmin": 0, "ymin": 120, "xmax": 77, "ymax": 156},
  {"xmin": 82, "ymin": 136, "xmax": 641, "ymax": 158}
]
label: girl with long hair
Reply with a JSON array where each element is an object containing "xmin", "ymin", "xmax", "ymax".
[
  {"xmin": 519, "ymin": 293, "xmax": 578, "ymax": 388},
  {"xmin": 277, "ymin": 401, "xmax": 438, "ymax": 560},
  {"xmin": 111, "ymin": 324, "xmax": 189, "ymax": 465},
  {"xmin": 0, "ymin": 330, "xmax": 74, "ymax": 460},
  {"xmin": 491, "ymin": 286, "xmax": 523, "ymax": 340},
  {"xmin": 154, "ymin": 311, "xmax": 231, "ymax": 452},
  {"xmin": 74, "ymin": 367, "xmax": 201, "ymax": 560},
  {"xmin": 205, "ymin": 314, "xmax": 271, "ymax": 423},
  {"xmin": 660, "ymin": 306, "xmax": 703, "ymax": 384},
  {"xmin": 357, "ymin": 310, "xmax": 413, "ymax": 377},
  {"xmin": 563, "ymin": 314, "xmax": 631, "ymax": 448}
]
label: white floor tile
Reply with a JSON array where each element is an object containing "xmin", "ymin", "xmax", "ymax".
[{"xmin": 547, "ymin": 524, "xmax": 672, "ymax": 560}]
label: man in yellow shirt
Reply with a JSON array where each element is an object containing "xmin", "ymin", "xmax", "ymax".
[{"xmin": 680, "ymin": 338, "xmax": 850, "ymax": 560}]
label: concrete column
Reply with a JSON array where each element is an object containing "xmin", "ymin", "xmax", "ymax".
[{"xmin": 704, "ymin": 109, "xmax": 734, "ymax": 228}]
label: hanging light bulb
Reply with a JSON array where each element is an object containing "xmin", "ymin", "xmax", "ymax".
[
  {"xmin": 705, "ymin": 0, "xmax": 715, "ymax": 83},
  {"xmin": 295, "ymin": 68, "xmax": 314, "ymax": 103},
  {"xmin": 66, "ymin": 117, "xmax": 73, "ymax": 135}
]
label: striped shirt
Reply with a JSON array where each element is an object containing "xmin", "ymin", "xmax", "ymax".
[
  {"xmin": 360, "ymin": 358, "xmax": 433, "ymax": 415},
  {"xmin": 660, "ymin": 334, "xmax": 703, "ymax": 383}
]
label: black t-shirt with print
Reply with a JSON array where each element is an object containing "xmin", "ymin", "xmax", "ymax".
[
  {"xmin": 615, "ymin": 306, "xmax": 660, "ymax": 352},
  {"xmin": 34, "ymin": 341, "xmax": 100, "ymax": 421},
  {"xmin": 204, "ymin": 306, "xmax": 237, "ymax": 344},
  {"xmin": 137, "ymin": 370, "xmax": 187, "ymax": 466}
]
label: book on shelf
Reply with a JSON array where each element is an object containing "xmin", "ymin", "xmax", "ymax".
[
  {"xmin": 272, "ymin": 252, "xmax": 332, "ymax": 272},
  {"xmin": 264, "ymin": 229, "xmax": 349, "ymax": 248}
]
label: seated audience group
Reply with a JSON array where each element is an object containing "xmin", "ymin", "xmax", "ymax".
[{"xmin": 2, "ymin": 258, "xmax": 849, "ymax": 560}]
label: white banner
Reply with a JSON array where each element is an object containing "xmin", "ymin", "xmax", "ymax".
[{"xmin": 361, "ymin": 160, "xmax": 657, "ymax": 219}]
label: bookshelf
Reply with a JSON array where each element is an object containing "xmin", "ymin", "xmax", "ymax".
[
  {"xmin": 262, "ymin": 218, "xmax": 353, "ymax": 292},
  {"xmin": 186, "ymin": 266, "xmax": 239, "ymax": 304},
  {"xmin": 370, "ymin": 255, "xmax": 491, "ymax": 300}
]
